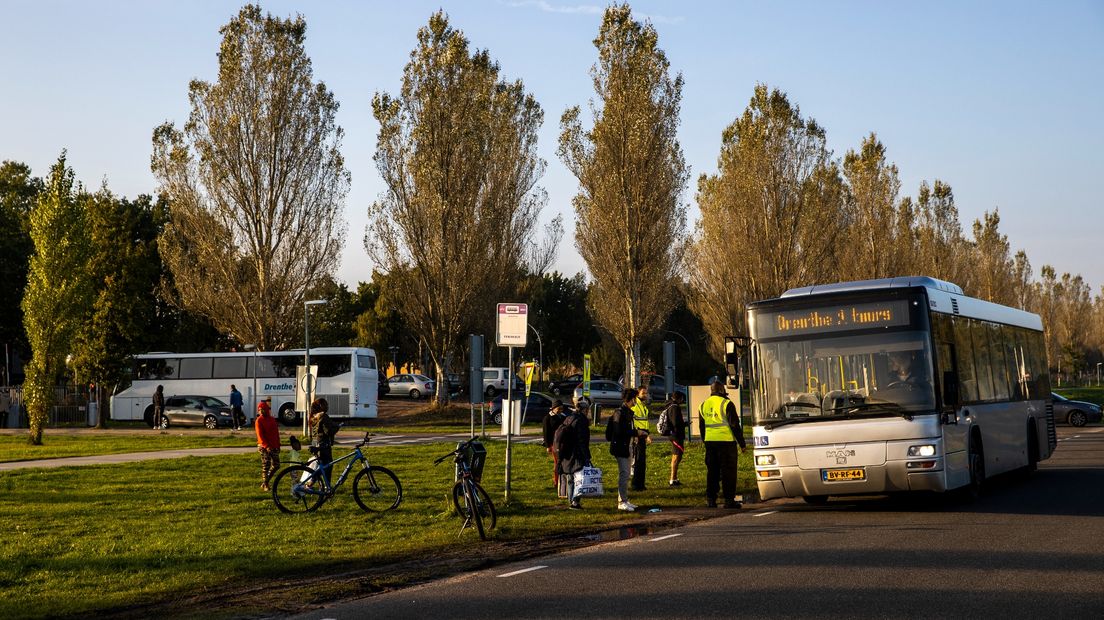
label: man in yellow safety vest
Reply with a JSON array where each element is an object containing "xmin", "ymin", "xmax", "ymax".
[
  {"xmin": 630, "ymin": 385, "xmax": 651, "ymax": 491},
  {"xmin": 698, "ymin": 381, "xmax": 746, "ymax": 508}
]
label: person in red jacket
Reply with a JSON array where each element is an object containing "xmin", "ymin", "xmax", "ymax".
[{"xmin": 255, "ymin": 397, "xmax": 281, "ymax": 491}]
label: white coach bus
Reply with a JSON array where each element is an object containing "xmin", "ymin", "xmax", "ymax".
[
  {"xmin": 746, "ymin": 277, "xmax": 1054, "ymax": 503},
  {"xmin": 111, "ymin": 347, "xmax": 380, "ymax": 427}
]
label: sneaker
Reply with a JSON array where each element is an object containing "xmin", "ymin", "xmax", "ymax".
[
  {"xmin": 669, "ymin": 480, "xmax": 682, "ymax": 487},
  {"xmin": 723, "ymin": 501, "xmax": 742, "ymax": 509},
  {"xmin": 569, "ymin": 502, "xmax": 582, "ymax": 510},
  {"xmin": 617, "ymin": 502, "xmax": 636, "ymax": 511},
  {"xmin": 707, "ymin": 499, "xmax": 718, "ymax": 508}
]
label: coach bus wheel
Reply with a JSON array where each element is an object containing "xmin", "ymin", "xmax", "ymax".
[
  {"xmin": 802, "ymin": 495, "xmax": 829, "ymax": 505},
  {"xmin": 279, "ymin": 404, "xmax": 299, "ymax": 427},
  {"xmin": 144, "ymin": 406, "xmax": 155, "ymax": 428}
]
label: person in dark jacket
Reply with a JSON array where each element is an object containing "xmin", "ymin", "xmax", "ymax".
[
  {"xmin": 610, "ymin": 388, "xmax": 645, "ymax": 511},
  {"xmin": 229, "ymin": 384, "xmax": 244, "ymax": 430},
  {"xmin": 543, "ymin": 399, "xmax": 567, "ymax": 490},
  {"xmin": 554, "ymin": 402, "xmax": 591, "ymax": 509},
  {"xmin": 665, "ymin": 391, "xmax": 687, "ymax": 486},
  {"xmin": 152, "ymin": 385, "xmax": 165, "ymax": 429},
  {"xmin": 309, "ymin": 397, "xmax": 340, "ymax": 485},
  {"xmin": 698, "ymin": 381, "xmax": 747, "ymax": 508}
]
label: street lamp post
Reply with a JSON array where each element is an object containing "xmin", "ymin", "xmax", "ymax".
[
  {"xmin": 528, "ymin": 324, "xmax": 543, "ymax": 390},
  {"xmin": 1097, "ymin": 362, "xmax": 1101, "ymax": 387},
  {"xmin": 304, "ymin": 299, "xmax": 328, "ymax": 437}
]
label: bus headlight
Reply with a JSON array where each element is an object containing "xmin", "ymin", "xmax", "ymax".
[
  {"xmin": 755, "ymin": 454, "xmax": 777, "ymax": 466},
  {"xmin": 907, "ymin": 444, "xmax": 936, "ymax": 457}
]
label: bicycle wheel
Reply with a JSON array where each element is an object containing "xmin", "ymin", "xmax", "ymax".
[
  {"xmin": 271, "ymin": 465, "xmax": 327, "ymax": 513},
  {"xmin": 352, "ymin": 465, "xmax": 402, "ymax": 512},
  {"xmin": 452, "ymin": 480, "xmax": 497, "ymax": 532}
]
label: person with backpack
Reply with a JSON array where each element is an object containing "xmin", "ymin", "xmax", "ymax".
[
  {"xmin": 543, "ymin": 399, "xmax": 568, "ymax": 491},
  {"xmin": 699, "ymin": 381, "xmax": 747, "ymax": 508},
  {"xmin": 658, "ymin": 391, "xmax": 687, "ymax": 486},
  {"xmin": 554, "ymin": 399, "xmax": 591, "ymax": 510},
  {"xmin": 608, "ymin": 388, "xmax": 645, "ymax": 511}
]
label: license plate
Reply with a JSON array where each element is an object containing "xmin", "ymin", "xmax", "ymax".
[{"xmin": 822, "ymin": 468, "xmax": 866, "ymax": 482}]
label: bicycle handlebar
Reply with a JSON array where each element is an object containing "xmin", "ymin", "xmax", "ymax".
[{"xmin": 432, "ymin": 437, "xmax": 479, "ymax": 466}]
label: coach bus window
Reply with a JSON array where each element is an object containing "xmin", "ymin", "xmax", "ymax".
[
  {"xmin": 970, "ymin": 320, "xmax": 996, "ymax": 401},
  {"xmin": 952, "ymin": 317, "xmax": 979, "ymax": 403},
  {"xmin": 987, "ymin": 324, "xmax": 1011, "ymax": 400},
  {"xmin": 357, "ymin": 354, "xmax": 377, "ymax": 370},
  {"xmin": 314, "ymin": 354, "xmax": 351, "ymax": 377},
  {"xmin": 139, "ymin": 358, "xmax": 180, "ymax": 381},
  {"xmin": 213, "ymin": 357, "xmax": 247, "ymax": 379},
  {"xmin": 179, "ymin": 357, "xmax": 213, "ymax": 380}
]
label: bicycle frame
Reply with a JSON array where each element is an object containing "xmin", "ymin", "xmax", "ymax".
[{"xmin": 306, "ymin": 444, "xmax": 368, "ymax": 493}]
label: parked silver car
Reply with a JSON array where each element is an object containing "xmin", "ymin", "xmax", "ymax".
[
  {"xmin": 572, "ymin": 379, "xmax": 625, "ymax": 407},
  {"xmin": 1051, "ymin": 392, "xmax": 1102, "ymax": 427},
  {"xmin": 154, "ymin": 395, "xmax": 234, "ymax": 429},
  {"xmin": 387, "ymin": 373, "xmax": 436, "ymax": 399}
]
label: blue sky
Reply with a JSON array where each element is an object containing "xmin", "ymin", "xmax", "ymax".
[{"xmin": 3, "ymin": 0, "xmax": 1102, "ymax": 292}]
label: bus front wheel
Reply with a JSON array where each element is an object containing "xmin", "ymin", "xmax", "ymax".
[{"xmin": 279, "ymin": 404, "xmax": 299, "ymax": 427}]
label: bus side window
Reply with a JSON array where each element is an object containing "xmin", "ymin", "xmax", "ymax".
[{"xmin": 952, "ymin": 317, "xmax": 979, "ymax": 403}]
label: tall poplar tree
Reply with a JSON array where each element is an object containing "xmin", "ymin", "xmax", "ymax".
[
  {"xmin": 690, "ymin": 85, "xmax": 844, "ymax": 358},
  {"xmin": 368, "ymin": 11, "xmax": 550, "ymax": 402},
  {"xmin": 152, "ymin": 4, "xmax": 349, "ymax": 350},
  {"xmin": 558, "ymin": 4, "xmax": 688, "ymax": 386},
  {"xmin": 22, "ymin": 153, "xmax": 91, "ymax": 444}
]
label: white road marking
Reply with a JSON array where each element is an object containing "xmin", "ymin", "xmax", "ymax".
[
  {"xmin": 650, "ymin": 534, "xmax": 683, "ymax": 542},
  {"xmin": 754, "ymin": 510, "xmax": 779, "ymax": 517},
  {"xmin": 497, "ymin": 565, "xmax": 548, "ymax": 578}
]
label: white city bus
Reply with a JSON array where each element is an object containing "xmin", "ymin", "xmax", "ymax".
[
  {"xmin": 746, "ymin": 277, "xmax": 1054, "ymax": 503},
  {"xmin": 111, "ymin": 347, "xmax": 380, "ymax": 427}
]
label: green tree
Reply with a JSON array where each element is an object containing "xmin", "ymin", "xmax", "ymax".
[
  {"xmin": 0, "ymin": 161, "xmax": 41, "ymax": 381},
  {"xmin": 152, "ymin": 4, "xmax": 349, "ymax": 350},
  {"xmin": 521, "ymin": 271, "xmax": 601, "ymax": 373},
  {"xmin": 558, "ymin": 4, "xmax": 689, "ymax": 387},
  {"xmin": 22, "ymin": 154, "xmax": 92, "ymax": 444},
  {"xmin": 691, "ymin": 85, "xmax": 844, "ymax": 359},
  {"xmin": 841, "ymin": 133, "xmax": 903, "ymax": 280},
  {"xmin": 368, "ymin": 11, "xmax": 549, "ymax": 402},
  {"xmin": 970, "ymin": 209, "xmax": 1015, "ymax": 305},
  {"xmin": 69, "ymin": 190, "xmax": 162, "ymax": 426}
]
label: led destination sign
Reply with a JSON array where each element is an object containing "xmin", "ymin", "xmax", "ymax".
[{"xmin": 756, "ymin": 300, "xmax": 911, "ymax": 338}]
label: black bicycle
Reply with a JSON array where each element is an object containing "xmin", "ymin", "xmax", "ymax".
[
  {"xmin": 271, "ymin": 432, "xmax": 402, "ymax": 514},
  {"xmin": 433, "ymin": 438, "xmax": 496, "ymax": 540}
]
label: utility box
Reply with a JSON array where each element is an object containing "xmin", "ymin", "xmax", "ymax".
[{"xmin": 455, "ymin": 440, "xmax": 487, "ymax": 483}]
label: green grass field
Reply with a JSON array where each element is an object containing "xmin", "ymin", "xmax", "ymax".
[
  {"xmin": 0, "ymin": 433, "xmax": 257, "ymax": 463},
  {"xmin": 0, "ymin": 439, "xmax": 753, "ymax": 618}
]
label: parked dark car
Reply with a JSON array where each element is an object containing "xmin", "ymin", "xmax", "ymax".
[
  {"xmin": 378, "ymin": 379, "xmax": 390, "ymax": 398},
  {"xmin": 1052, "ymin": 392, "xmax": 1102, "ymax": 427},
  {"xmin": 548, "ymin": 373, "xmax": 606, "ymax": 396},
  {"xmin": 488, "ymin": 392, "xmax": 557, "ymax": 425},
  {"xmin": 446, "ymin": 373, "xmax": 465, "ymax": 396},
  {"xmin": 151, "ymin": 395, "xmax": 234, "ymax": 429}
]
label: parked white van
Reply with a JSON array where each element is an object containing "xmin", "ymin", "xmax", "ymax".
[{"xmin": 481, "ymin": 367, "xmax": 523, "ymax": 398}]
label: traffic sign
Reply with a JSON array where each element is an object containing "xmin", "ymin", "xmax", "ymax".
[{"xmin": 496, "ymin": 303, "xmax": 528, "ymax": 347}]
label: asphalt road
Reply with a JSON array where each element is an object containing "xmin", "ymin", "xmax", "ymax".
[{"xmin": 293, "ymin": 425, "xmax": 1104, "ymax": 619}]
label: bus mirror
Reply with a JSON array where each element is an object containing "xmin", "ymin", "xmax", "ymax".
[{"xmin": 942, "ymin": 371, "xmax": 959, "ymax": 408}]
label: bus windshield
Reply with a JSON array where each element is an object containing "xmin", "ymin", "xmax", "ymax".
[{"xmin": 754, "ymin": 331, "xmax": 936, "ymax": 426}]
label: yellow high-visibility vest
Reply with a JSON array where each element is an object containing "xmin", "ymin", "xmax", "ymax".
[
  {"xmin": 700, "ymin": 395, "xmax": 735, "ymax": 442},
  {"xmin": 631, "ymin": 398, "xmax": 650, "ymax": 430}
]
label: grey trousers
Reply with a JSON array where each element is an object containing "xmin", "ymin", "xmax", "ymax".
[{"xmin": 617, "ymin": 457, "xmax": 631, "ymax": 503}]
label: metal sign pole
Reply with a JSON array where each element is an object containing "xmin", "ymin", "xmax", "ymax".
[{"xmin": 505, "ymin": 345, "xmax": 513, "ymax": 504}]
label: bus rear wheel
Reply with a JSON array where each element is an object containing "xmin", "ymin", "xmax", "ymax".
[{"xmin": 279, "ymin": 404, "xmax": 299, "ymax": 427}]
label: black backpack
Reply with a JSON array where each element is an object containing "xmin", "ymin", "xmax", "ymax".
[
  {"xmin": 604, "ymin": 413, "xmax": 616, "ymax": 442},
  {"xmin": 553, "ymin": 416, "xmax": 575, "ymax": 452}
]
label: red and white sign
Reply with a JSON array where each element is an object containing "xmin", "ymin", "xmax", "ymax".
[{"xmin": 496, "ymin": 303, "xmax": 528, "ymax": 347}]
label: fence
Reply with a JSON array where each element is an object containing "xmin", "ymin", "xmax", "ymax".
[{"xmin": 1, "ymin": 385, "xmax": 93, "ymax": 428}]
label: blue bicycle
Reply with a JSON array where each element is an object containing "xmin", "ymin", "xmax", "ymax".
[{"xmin": 271, "ymin": 432, "xmax": 402, "ymax": 514}]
